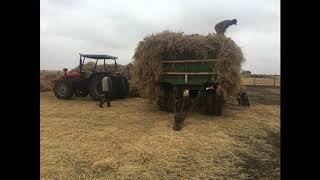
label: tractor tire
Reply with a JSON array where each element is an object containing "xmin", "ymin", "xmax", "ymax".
[
  {"xmin": 53, "ymin": 81, "xmax": 73, "ymax": 99},
  {"xmin": 89, "ymin": 75, "xmax": 105, "ymax": 101},
  {"xmin": 120, "ymin": 77, "xmax": 129, "ymax": 98},
  {"xmin": 111, "ymin": 76, "xmax": 125, "ymax": 99},
  {"xmin": 121, "ymin": 77, "xmax": 129, "ymax": 97}
]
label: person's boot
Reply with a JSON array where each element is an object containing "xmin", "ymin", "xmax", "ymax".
[{"xmin": 173, "ymin": 121, "xmax": 182, "ymax": 131}]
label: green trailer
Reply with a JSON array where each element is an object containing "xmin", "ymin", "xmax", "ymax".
[
  {"xmin": 160, "ymin": 59, "xmax": 217, "ymax": 87},
  {"xmin": 158, "ymin": 59, "xmax": 225, "ymax": 130}
]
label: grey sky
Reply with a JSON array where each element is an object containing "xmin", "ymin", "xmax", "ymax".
[{"xmin": 40, "ymin": 0, "xmax": 280, "ymax": 74}]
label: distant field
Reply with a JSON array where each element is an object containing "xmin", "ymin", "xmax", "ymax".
[{"xmin": 242, "ymin": 75, "xmax": 280, "ymax": 87}]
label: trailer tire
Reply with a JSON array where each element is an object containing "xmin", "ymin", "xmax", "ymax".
[
  {"xmin": 206, "ymin": 90, "xmax": 216, "ymax": 115},
  {"xmin": 214, "ymin": 93, "xmax": 224, "ymax": 116},
  {"xmin": 167, "ymin": 91, "xmax": 175, "ymax": 112}
]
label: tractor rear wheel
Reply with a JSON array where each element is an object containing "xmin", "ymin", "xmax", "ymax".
[
  {"xmin": 53, "ymin": 82, "xmax": 73, "ymax": 99},
  {"xmin": 89, "ymin": 75, "xmax": 105, "ymax": 101},
  {"xmin": 120, "ymin": 77, "xmax": 129, "ymax": 98}
]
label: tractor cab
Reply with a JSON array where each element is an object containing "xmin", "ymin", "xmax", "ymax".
[{"xmin": 63, "ymin": 53, "xmax": 118, "ymax": 80}]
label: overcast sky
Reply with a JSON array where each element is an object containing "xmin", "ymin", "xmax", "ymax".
[{"xmin": 40, "ymin": 0, "xmax": 280, "ymax": 74}]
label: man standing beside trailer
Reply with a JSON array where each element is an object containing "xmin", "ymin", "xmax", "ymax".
[
  {"xmin": 237, "ymin": 91, "xmax": 250, "ymax": 106},
  {"xmin": 99, "ymin": 76, "xmax": 112, "ymax": 108}
]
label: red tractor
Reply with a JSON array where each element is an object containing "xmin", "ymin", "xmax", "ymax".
[{"xmin": 53, "ymin": 53, "xmax": 129, "ymax": 100}]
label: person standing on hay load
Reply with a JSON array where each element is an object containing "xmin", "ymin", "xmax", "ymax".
[
  {"xmin": 215, "ymin": 19, "xmax": 237, "ymax": 36},
  {"xmin": 99, "ymin": 76, "xmax": 112, "ymax": 108}
]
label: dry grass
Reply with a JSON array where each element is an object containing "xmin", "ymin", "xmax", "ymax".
[
  {"xmin": 40, "ymin": 71, "xmax": 63, "ymax": 92},
  {"xmin": 40, "ymin": 86, "xmax": 280, "ymax": 179}
]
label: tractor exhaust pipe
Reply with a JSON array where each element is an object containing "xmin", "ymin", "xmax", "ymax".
[{"xmin": 63, "ymin": 68, "xmax": 68, "ymax": 76}]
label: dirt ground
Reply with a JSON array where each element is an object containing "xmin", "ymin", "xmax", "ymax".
[{"xmin": 40, "ymin": 85, "xmax": 280, "ymax": 179}]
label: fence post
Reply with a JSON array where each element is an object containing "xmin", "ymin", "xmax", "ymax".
[{"xmin": 254, "ymin": 76, "xmax": 256, "ymax": 86}]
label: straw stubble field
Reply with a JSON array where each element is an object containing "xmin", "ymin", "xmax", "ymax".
[{"xmin": 40, "ymin": 85, "xmax": 280, "ymax": 179}]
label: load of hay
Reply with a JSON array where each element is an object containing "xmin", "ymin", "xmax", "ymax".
[
  {"xmin": 132, "ymin": 30, "xmax": 245, "ymax": 99},
  {"xmin": 71, "ymin": 61, "xmax": 129, "ymax": 75},
  {"xmin": 40, "ymin": 70, "xmax": 63, "ymax": 92}
]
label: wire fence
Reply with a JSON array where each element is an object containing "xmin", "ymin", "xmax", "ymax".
[{"xmin": 241, "ymin": 74, "xmax": 280, "ymax": 87}]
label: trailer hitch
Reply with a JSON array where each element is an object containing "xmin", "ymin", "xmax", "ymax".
[{"xmin": 173, "ymin": 90, "xmax": 202, "ymax": 131}]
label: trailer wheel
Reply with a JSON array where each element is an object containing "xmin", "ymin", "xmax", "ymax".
[
  {"xmin": 167, "ymin": 91, "xmax": 175, "ymax": 112},
  {"xmin": 53, "ymin": 82, "xmax": 73, "ymax": 99},
  {"xmin": 214, "ymin": 93, "xmax": 224, "ymax": 116},
  {"xmin": 89, "ymin": 75, "xmax": 105, "ymax": 101},
  {"xmin": 206, "ymin": 89, "xmax": 216, "ymax": 115}
]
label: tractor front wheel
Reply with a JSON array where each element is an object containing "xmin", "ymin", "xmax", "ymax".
[{"xmin": 53, "ymin": 82, "xmax": 73, "ymax": 99}]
